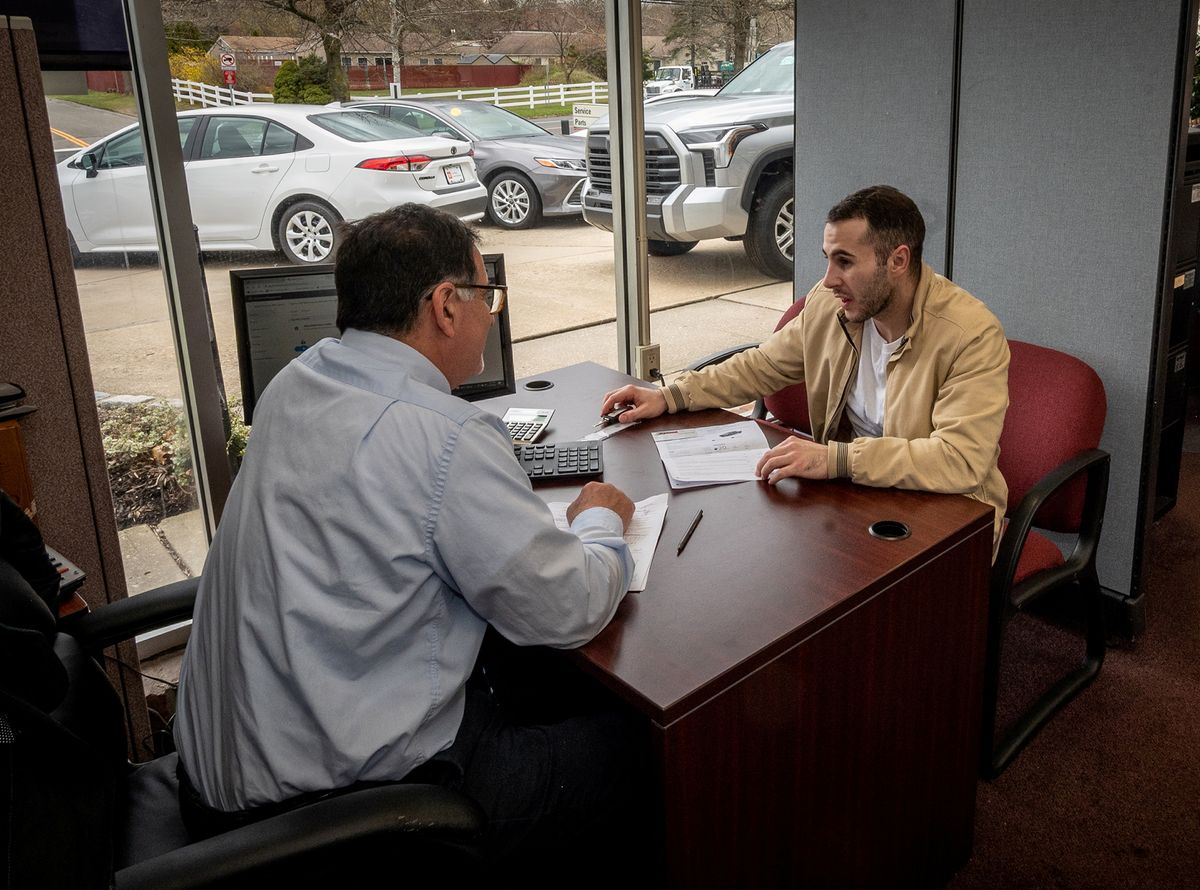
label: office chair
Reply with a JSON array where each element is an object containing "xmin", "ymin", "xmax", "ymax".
[
  {"xmin": 981, "ymin": 340, "xmax": 1111, "ymax": 778},
  {"xmin": 0, "ymin": 560, "xmax": 484, "ymax": 888},
  {"xmin": 688, "ymin": 296, "xmax": 810, "ymax": 433}
]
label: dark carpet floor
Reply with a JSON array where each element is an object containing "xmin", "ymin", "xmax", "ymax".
[{"xmin": 948, "ymin": 424, "xmax": 1200, "ymax": 887}]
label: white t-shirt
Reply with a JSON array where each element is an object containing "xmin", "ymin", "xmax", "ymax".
[{"xmin": 845, "ymin": 320, "xmax": 904, "ymax": 439}]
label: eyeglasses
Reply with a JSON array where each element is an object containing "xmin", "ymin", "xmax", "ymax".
[{"xmin": 454, "ymin": 281, "xmax": 507, "ymax": 315}]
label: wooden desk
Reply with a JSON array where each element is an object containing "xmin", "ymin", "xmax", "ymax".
[{"xmin": 483, "ymin": 362, "xmax": 994, "ymax": 888}]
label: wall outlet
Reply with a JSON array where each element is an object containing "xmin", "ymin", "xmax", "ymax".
[{"xmin": 636, "ymin": 343, "xmax": 662, "ymax": 381}]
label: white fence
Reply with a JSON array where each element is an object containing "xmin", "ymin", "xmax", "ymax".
[
  {"xmin": 172, "ymin": 79, "xmax": 274, "ymax": 108},
  {"xmin": 387, "ymin": 80, "xmax": 608, "ymax": 108},
  {"xmin": 171, "ymin": 77, "xmax": 608, "ymax": 110}
]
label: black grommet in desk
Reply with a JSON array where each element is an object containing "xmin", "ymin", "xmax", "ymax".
[
  {"xmin": 868, "ymin": 520, "xmax": 911, "ymax": 541},
  {"xmin": 523, "ymin": 379, "xmax": 554, "ymax": 391}
]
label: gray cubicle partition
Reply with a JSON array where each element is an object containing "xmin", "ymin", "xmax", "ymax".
[{"xmin": 794, "ymin": 0, "xmax": 1194, "ymax": 603}]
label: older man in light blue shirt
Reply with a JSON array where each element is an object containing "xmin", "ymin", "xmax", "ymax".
[{"xmin": 175, "ymin": 204, "xmax": 640, "ymax": 866}]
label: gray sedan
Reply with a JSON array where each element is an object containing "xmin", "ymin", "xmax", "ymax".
[{"xmin": 345, "ymin": 99, "xmax": 586, "ymax": 229}]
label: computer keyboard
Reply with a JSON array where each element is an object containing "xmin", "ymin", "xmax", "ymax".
[{"xmin": 513, "ymin": 440, "xmax": 603, "ymax": 481}]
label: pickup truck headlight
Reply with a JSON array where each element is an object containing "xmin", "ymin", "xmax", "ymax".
[
  {"xmin": 535, "ymin": 157, "xmax": 587, "ymax": 171},
  {"xmin": 678, "ymin": 123, "xmax": 767, "ymax": 168}
]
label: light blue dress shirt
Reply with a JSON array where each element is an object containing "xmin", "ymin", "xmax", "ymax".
[{"xmin": 174, "ymin": 330, "xmax": 632, "ymax": 812}]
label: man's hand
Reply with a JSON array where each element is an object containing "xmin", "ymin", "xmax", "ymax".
[
  {"xmin": 755, "ymin": 436, "xmax": 831, "ymax": 484},
  {"xmin": 567, "ymin": 481, "xmax": 636, "ymax": 531},
  {"xmin": 599, "ymin": 384, "xmax": 667, "ymax": 424}
]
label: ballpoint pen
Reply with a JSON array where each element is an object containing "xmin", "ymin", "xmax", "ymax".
[{"xmin": 676, "ymin": 509, "xmax": 704, "ymax": 555}]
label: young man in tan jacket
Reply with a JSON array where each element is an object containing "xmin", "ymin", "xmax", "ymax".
[{"xmin": 601, "ymin": 184, "xmax": 1010, "ymax": 545}]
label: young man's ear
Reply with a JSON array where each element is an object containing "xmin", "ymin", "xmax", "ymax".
[{"xmin": 889, "ymin": 244, "xmax": 911, "ymax": 277}]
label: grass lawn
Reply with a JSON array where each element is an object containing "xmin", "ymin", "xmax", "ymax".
[{"xmin": 51, "ymin": 91, "xmax": 197, "ymax": 115}]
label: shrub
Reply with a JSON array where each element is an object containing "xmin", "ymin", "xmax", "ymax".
[
  {"xmin": 274, "ymin": 56, "xmax": 333, "ymax": 104},
  {"xmin": 168, "ymin": 47, "xmax": 208, "ymax": 82},
  {"xmin": 99, "ymin": 401, "xmax": 197, "ymax": 529}
]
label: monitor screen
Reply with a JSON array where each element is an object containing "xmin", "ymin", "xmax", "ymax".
[{"xmin": 231, "ymin": 255, "xmax": 514, "ymax": 425}]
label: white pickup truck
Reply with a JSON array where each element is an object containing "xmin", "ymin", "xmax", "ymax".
[
  {"xmin": 643, "ymin": 65, "xmax": 695, "ymax": 98},
  {"xmin": 585, "ymin": 42, "xmax": 795, "ymax": 280}
]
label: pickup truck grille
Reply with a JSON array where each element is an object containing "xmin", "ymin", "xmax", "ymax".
[{"xmin": 587, "ymin": 133, "xmax": 682, "ymax": 197}]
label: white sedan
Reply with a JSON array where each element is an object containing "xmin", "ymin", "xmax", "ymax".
[{"xmin": 57, "ymin": 105, "xmax": 487, "ymax": 264}]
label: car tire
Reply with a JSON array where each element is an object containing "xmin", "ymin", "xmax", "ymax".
[
  {"xmin": 744, "ymin": 174, "xmax": 795, "ymax": 281},
  {"xmin": 277, "ymin": 200, "xmax": 342, "ymax": 265},
  {"xmin": 647, "ymin": 239, "xmax": 698, "ymax": 257},
  {"xmin": 488, "ymin": 172, "xmax": 542, "ymax": 229}
]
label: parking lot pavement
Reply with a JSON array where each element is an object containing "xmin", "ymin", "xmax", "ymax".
[{"xmin": 70, "ymin": 218, "xmax": 794, "ymax": 402}]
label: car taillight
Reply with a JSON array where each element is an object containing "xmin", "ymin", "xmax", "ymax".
[{"xmin": 357, "ymin": 155, "xmax": 433, "ymax": 172}]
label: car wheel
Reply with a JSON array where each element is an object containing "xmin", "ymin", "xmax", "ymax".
[
  {"xmin": 488, "ymin": 173, "xmax": 542, "ymax": 229},
  {"xmin": 647, "ymin": 239, "xmax": 698, "ymax": 257},
  {"xmin": 744, "ymin": 174, "xmax": 794, "ymax": 281},
  {"xmin": 277, "ymin": 200, "xmax": 341, "ymax": 265}
]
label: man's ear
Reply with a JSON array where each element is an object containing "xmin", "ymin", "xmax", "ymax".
[
  {"xmin": 429, "ymin": 282, "xmax": 459, "ymax": 338},
  {"xmin": 889, "ymin": 244, "xmax": 911, "ymax": 277}
]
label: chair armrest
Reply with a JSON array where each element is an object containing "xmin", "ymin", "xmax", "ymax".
[
  {"xmin": 993, "ymin": 448, "xmax": 1110, "ymax": 607},
  {"xmin": 686, "ymin": 342, "xmax": 758, "ymax": 372},
  {"xmin": 115, "ymin": 784, "xmax": 485, "ymax": 889},
  {"xmin": 60, "ymin": 577, "xmax": 199, "ymax": 651},
  {"xmin": 686, "ymin": 343, "xmax": 768, "ymax": 420}
]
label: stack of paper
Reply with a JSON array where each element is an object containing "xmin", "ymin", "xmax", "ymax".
[
  {"xmin": 651, "ymin": 421, "xmax": 770, "ymax": 489},
  {"xmin": 548, "ymin": 493, "xmax": 669, "ymax": 592}
]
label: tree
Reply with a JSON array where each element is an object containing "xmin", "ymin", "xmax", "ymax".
[
  {"xmin": 666, "ymin": 0, "xmax": 792, "ymax": 73},
  {"xmin": 534, "ymin": 0, "xmax": 605, "ymax": 80},
  {"xmin": 167, "ymin": 1, "xmax": 368, "ymax": 100}
]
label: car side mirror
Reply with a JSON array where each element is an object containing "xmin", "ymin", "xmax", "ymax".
[{"xmin": 80, "ymin": 152, "xmax": 99, "ymax": 178}]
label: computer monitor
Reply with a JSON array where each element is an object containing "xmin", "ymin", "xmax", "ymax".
[{"xmin": 231, "ymin": 254, "xmax": 514, "ymax": 425}]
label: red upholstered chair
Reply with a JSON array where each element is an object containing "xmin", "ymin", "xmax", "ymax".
[
  {"xmin": 687, "ymin": 296, "xmax": 811, "ymax": 433},
  {"xmin": 981, "ymin": 340, "xmax": 1111, "ymax": 778}
]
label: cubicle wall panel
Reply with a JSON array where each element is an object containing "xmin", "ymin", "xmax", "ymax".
[
  {"xmin": 793, "ymin": 0, "xmax": 958, "ymax": 290},
  {"xmin": 952, "ymin": 0, "xmax": 1182, "ymax": 593}
]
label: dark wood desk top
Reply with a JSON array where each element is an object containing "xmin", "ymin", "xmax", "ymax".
[{"xmin": 482, "ymin": 362, "xmax": 994, "ymax": 725}]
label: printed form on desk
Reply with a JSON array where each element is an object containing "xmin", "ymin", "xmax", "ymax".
[
  {"xmin": 548, "ymin": 493, "xmax": 668, "ymax": 592},
  {"xmin": 651, "ymin": 421, "xmax": 770, "ymax": 489}
]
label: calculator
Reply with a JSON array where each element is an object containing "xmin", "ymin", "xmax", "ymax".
[{"xmin": 502, "ymin": 407, "xmax": 554, "ymax": 445}]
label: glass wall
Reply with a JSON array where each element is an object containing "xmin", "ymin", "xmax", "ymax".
[{"xmin": 42, "ymin": 0, "xmax": 797, "ymax": 603}]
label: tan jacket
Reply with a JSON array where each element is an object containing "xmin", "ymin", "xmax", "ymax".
[{"xmin": 664, "ymin": 264, "xmax": 1009, "ymax": 545}]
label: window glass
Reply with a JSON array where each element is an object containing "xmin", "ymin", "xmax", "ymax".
[
  {"xmin": 97, "ymin": 128, "xmax": 145, "ymax": 169},
  {"xmin": 177, "ymin": 118, "xmax": 197, "ymax": 149},
  {"xmin": 262, "ymin": 122, "xmax": 298, "ymax": 156},
  {"xmin": 308, "ymin": 111, "xmax": 424, "ymax": 142},
  {"xmin": 431, "ymin": 103, "xmax": 544, "ymax": 140},
  {"xmin": 389, "ymin": 106, "xmax": 460, "ymax": 139},
  {"xmin": 199, "ymin": 117, "xmax": 267, "ymax": 160}
]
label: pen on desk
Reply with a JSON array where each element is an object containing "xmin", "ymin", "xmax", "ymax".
[
  {"xmin": 676, "ymin": 509, "xmax": 704, "ymax": 556},
  {"xmin": 594, "ymin": 406, "xmax": 627, "ymax": 428}
]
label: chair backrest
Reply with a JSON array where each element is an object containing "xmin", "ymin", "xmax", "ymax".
[
  {"xmin": 763, "ymin": 296, "xmax": 811, "ymax": 433},
  {"xmin": 998, "ymin": 340, "xmax": 1107, "ymax": 532}
]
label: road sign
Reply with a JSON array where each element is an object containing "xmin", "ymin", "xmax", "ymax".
[
  {"xmin": 718, "ymin": 60, "xmax": 734, "ymax": 73},
  {"xmin": 219, "ymin": 52, "xmax": 237, "ymax": 70},
  {"xmin": 571, "ymin": 103, "xmax": 607, "ymax": 132},
  {"xmin": 222, "ymin": 69, "xmax": 237, "ymax": 86}
]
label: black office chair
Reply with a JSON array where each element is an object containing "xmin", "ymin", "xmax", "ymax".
[{"xmin": 0, "ymin": 535, "xmax": 484, "ymax": 887}]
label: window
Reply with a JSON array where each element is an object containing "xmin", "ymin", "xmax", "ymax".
[
  {"xmin": 434, "ymin": 58, "xmax": 443, "ymax": 65},
  {"xmin": 308, "ymin": 111, "xmax": 425, "ymax": 142},
  {"xmin": 198, "ymin": 117, "xmax": 268, "ymax": 160},
  {"xmin": 357, "ymin": 57, "xmax": 368, "ymax": 67},
  {"xmin": 261, "ymin": 122, "xmax": 299, "ymax": 156},
  {"xmin": 97, "ymin": 127, "xmax": 145, "ymax": 169},
  {"xmin": 419, "ymin": 58, "xmax": 428, "ymax": 65},
  {"xmin": 374, "ymin": 57, "xmax": 386, "ymax": 67}
]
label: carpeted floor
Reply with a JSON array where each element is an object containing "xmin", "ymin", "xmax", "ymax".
[{"xmin": 949, "ymin": 419, "xmax": 1200, "ymax": 887}]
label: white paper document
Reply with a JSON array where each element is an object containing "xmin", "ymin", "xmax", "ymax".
[
  {"xmin": 548, "ymin": 493, "xmax": 669, "ymax": 592},
  {"xmin": 580, "ymin": 419, "xmax": 639, "ymax": 441},
  {"xmin": 651, "ymin": 421, "xmax": 770, "ymax": 489}
]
